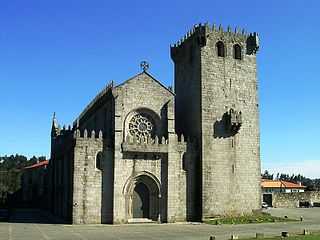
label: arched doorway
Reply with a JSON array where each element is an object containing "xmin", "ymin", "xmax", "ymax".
[
  {"xmin": 123, "ymin": 172, "xmax": 161, "ymax": 221},
  {"xmin": 133, "ymin": 183, "xmax": 149, "ymax": 218}
]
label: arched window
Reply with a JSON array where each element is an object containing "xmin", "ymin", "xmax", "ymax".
[
  {"xmin": 216, "ymin": 41, "xmax": 225, "ymax": 57},
  {"xmin": 233, "ymin": 44, "xmax": 242, "ymax": 59}
]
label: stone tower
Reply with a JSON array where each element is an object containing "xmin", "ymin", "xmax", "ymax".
[{"xmin": 171, "ymin": 23, "xmax": 261, "ymax": 219}]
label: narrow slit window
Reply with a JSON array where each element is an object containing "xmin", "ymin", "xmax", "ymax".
[
  {"xmin": 96, "ymin": 152, "xmax": 102, "ymax": 171},
  {"xmin": 216, "ymin": 41, "xmax": 225, "ymax": 57},
  {"xmin": 182, "ymin": 153, "xmax": 187, "ymax": 171}
]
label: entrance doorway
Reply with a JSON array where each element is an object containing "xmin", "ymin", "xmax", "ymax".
[
  {"xmin": 133, "ymin": 183, "xmax": 150, "ymax": 218},
  {"xmin": 124, "ymin": 172, "xmax": 160, "ymax": 221}
]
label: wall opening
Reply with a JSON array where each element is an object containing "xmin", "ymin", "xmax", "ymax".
[
  {"xmin": 182, "ymin": 153, "xmax": 187, "ymax": 171},
  {"xmin": 124, "ymin": 173, "xmax": 160, "ymax": 221},
  {"xmin": 216, "ymin": 41, "xmax": 225, "ymax": 57},
  {"xmin": 133, "ymin": 183, "xmax": 150, "ymax": 218},
  {"xmin": 95, "ymin": 152, "xmax": 102, "ymax": 171},
  {"xmin": 233, "ymin": 44, "xmax": 242, "ymax": 59}
]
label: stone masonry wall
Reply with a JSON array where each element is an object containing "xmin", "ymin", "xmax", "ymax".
[
  {"xmin": 72, "ymin": 129, "xmax": 103, "ymax": 224},
  {"xmin": 167, "ymin": 133, "xmax": 187, "ymax": 222},
  {"xmin": 171, "ymin": 25, "xmax": 203, "ymax": 221},
  {"xmin": 111, "ymin": 73, "xmax": 189, "ymax": 223},
  {"xmin": 171, "ymin": 23, "xmax": 260, "ymax": 218},
  {"xmin": 166, "ymin": 99, "xmax": 188, "ymax": 222},
  {"xmin": 49, "ymin": 128, "xmax": 74, "ymax": 222},
  {"xmin": 200, "ymin": 24, "xmax": 260, "ymax": 217},
  {"xmin": 77, "ymin": 97, "xmax": 114, "ymax": 149},
  {"xmin": 271, "ymin": 191, "xmax": 320, "ymax": 208}
]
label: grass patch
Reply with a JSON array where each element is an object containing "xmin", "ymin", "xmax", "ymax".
[
  {"xmin": 205, "ymin": 215, "xmax": 298, "ymax": 225},
  {"xmin": 241, "ymin": 233, "xmax": 320, "ymax": 239}
]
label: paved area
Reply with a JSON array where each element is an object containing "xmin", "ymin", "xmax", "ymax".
[{"xmin": 0, "ymin": 208, "xmax": 319, "ymax": 240}]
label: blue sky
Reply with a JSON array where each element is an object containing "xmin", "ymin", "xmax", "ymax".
[{"xmin": 0, "ymin": 0, "xmax": 319, "ymax": 178}]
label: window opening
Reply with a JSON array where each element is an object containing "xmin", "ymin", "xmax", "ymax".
[
  {"xmin": 216, "ymin": 41, "xmax": 225, "ymax": 57},
  {"xmin": 182, "ymin": 153, "xmax": 187, "ymax": 171},
  {"xmin": 233, "ymin": 44, "xmax": 242, "ymax": 59},
  {"xmin": 96, "ymin": 152, "xmax": 102, "ymax": 171}
]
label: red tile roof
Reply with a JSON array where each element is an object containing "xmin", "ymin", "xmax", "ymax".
[
  {"xmin": 260, "ymin": 179, "xmax": 306, "ymax": 188},
  {"xmin": 282, "ymin": 181, "xmax": 306, "ymax": 188},
  {"xmin": 23, "ymin": 160, "xmax": 49, "ymax": 170}
]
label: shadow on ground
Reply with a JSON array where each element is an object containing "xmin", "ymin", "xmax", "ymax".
[{"xmin": 7, "ymin": 208, "xmax": 66, "ymax": 224}]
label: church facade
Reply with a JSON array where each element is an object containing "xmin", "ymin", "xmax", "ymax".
[{"xmin": 48, "ymin": 23, "xmax": 261, "ymax": 224}]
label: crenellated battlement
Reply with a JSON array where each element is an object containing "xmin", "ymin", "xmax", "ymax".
[
  {"xmin": 170, "ymin": 23, "xmax": 203, "ymax": 48},
  {"xmin": 54, "ymin": 124, "xmax": 73, "ymax": 136},
  {"xmin": 51, "ymin": 113, "xmax": 73, "ymax": 139},
  {"xmin": 172, "ymin": 133, "xmax": 188, "ymax": 152},
  {"xmin": 171, "ymin": 22, "xmax": 249, "ymax": 48},
  {"xmin": 170, "ymin": 22, "xmax": 259, "ymax": 57},
  {"xmin": 210, "ymin": 22, "xmax": 247, "ymax": 36},
  {"xmin": 121, "ymin": 134, "xmax": 187, "ymax": 153},
  {"xmin": 73, "ymin": 129, "xmax": 103, "ymax": 140}
]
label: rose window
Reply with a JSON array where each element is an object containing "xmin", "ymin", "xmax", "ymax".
[{"xmin": 129, "ymin": 114, "xmax": 156, "ymax": 142}]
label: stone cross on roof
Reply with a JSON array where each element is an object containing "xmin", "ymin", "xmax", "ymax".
[{"xmin": 140, "ymin": 61, "xmax": 149, "ymax": 72}]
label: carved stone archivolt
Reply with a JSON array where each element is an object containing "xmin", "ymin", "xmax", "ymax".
[
  {"xmin": 128, "ymin": 113, "xmax": 156, "ymax": 142},
  {"xmin": 123, "ymin": 171, "xmax": 161, "ymax": 221}
]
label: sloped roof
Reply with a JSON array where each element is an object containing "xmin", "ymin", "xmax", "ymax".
[
  {"xmin": 113, "ymin": 71, "xmax": 175, "ymax": 96},
  {"xmin": 260, "ymin": 179, "xmax": 306, "ymax": 188},
  {"xmin": 282, "ymin": 181, "xmax": 306, "ymax": 188},
  {"xmin": 74, "ymin": 71, "xmax": 174, "ymax": 125},
  {"xmin": 23, "ymin": 160, "xmax": 49, "ymax": 170},
  {"xmin": 261, "ymin": 180, "xmax": 282, "ymax": 188}
]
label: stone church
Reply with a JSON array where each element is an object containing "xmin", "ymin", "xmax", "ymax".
[{"xmin": 47, "ymin": 22, "xmax": 261, "ymax": 224}]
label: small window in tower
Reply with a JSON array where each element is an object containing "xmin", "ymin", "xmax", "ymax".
[
  {"xmin": 182, "ymin": 153, "xmax": 187, "ymax": 171},
  {"xmin": 96, "ymin": 152, "xmax": 102, "ymax": 171},
  {"xmin": 216, "ymin": 41, "xmax": 225, "ymax": 57},
  {"xmin": 233, "ymin": 44, "xmax": 242, "ymax": 59}
]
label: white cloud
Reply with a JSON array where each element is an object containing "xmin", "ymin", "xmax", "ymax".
[{"xmin": 262, "ymin": 160, "xmax": 320, "ymax": 179}]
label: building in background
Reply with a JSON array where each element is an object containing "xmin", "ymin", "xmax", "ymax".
[
  {"xmin": 260, "ymin": 179, "xmax": 314, "ymax": 208},
  {"xmin": 261, "ymin": 179, "xmax": 306, "ymax": 193},
  {"xmin": 22, "ymin": 160, "xmax": 49, "ymax": 207}
]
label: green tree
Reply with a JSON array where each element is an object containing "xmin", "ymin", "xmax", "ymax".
[{"xmin": 261, "ymin": 170, "xmax": 273, "ymax": 180}]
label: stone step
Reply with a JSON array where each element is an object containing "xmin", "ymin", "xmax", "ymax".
[{"xmin": 127, "ymin": 218, "xmax": 157, "ymax": 224}]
